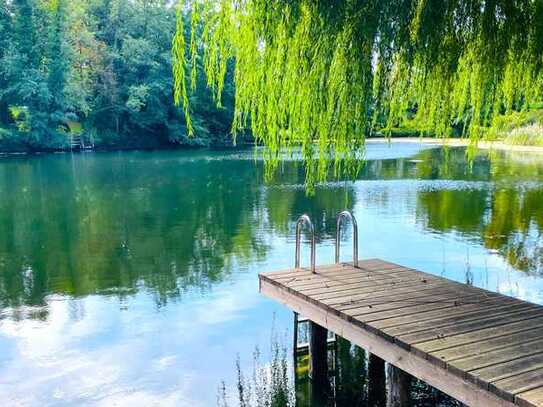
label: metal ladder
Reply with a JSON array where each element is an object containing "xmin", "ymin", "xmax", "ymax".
[{"xmin": 293, "ymin": 211, "xmax": 360, "ymax": 374}]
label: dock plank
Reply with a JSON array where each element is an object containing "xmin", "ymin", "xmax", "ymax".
[
  {"xmin": 431, "ymin": 327, "xmax": 543, "ymax": 365},
  {"xmin": 371, "ymin": 295, "xmax": 517, "ymax": 330},
  {"xmin": 383, "ymin": 301, "xmax": 534, "ymax": 337},
  {"xmin": 517, "ymin": 386, "xmax": 543, "ymax": 407},
  {"xmin": 416, "ymin": 316, "xmax": 543, "ymax": 354},
  {"xmin": 492, "ymin": 369, "xmax": 543, "ymax": 399},
  {"xmin": 469, "ymin": 353, "xmax": 543, "ymax": 383},
  {"xmin": 259, "ymin": 260, "xmax": 543, "ymax": 406},
  {"xmin": 399, "ymin": 307, "xmax": 543, "ymax": 345},
  {"xmin": 451, "ymin": 338, "xmax": 543, "ymax": 374}
]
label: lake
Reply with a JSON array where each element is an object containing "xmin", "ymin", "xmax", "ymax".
[{"xmin": 1, "ymin": 142, "xmax": 543, "ymax": 406}]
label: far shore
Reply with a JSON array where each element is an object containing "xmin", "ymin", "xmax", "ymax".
[{"xmin": 367, "ymin": 137, "xmax": 543, "ymax": 154}]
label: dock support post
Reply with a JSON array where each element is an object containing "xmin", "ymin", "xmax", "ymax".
[
  {"xmin": 309, "ymin": 321, "xmax": 329, "ymax": 399},
  {"xmin": 387, "ymin": 363, "xmax": 412, "ymax": 407},
  {"xmin": 368, "ymin": 353, "xmax": 386, "ymax": 406}
]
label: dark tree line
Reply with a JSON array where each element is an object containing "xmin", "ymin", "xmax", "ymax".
[{"xmin": 0, "ymin": 0, "xmax": 238, "ymax": 152}]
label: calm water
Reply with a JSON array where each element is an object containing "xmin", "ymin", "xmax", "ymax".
[{"xmin": 1, "ymin": 142, "xmax": 543, "ymax": 406}]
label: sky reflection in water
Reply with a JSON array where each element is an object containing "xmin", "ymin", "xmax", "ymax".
[{"xmin": 1, "ymin": 143, "xmax": 543, "ymax": 406}]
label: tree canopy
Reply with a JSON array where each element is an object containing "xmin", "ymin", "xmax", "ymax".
[
  {"xmin": 0, "ymin": 0, "xmax": 238, "ymax": 152},
  {"xmin": 173, "ymin": 0, "xmax": 543, "ymax": 187}
]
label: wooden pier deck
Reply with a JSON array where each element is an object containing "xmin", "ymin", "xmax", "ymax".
[{"xmin": 259, "ymin": 259, "xmax": 543, "ymax": 407}]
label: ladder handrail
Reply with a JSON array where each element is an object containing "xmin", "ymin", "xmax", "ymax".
[
  {"xmin": 295, "ymin": 214, "xmax": 316, "ymax": 273},
  {"xmin": 335, "ymin": 210, "xmax": 358, "ymax": 267}
]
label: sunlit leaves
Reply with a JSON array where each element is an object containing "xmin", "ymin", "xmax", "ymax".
[
  {"xmin": 172, "ymin": 3, "xmax": 193, "ymax": 135},
  {"xmin": 173, "ymin": 0, "xmax": 543, "ymax": 190}
]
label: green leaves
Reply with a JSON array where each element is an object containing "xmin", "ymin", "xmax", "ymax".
[
  {"xmin": 173, "ymin": 0, "xmax": 543, "ymax": 190},
  {"xmin": 172, "ymin": 2, "xmax": 193, "ymax": 136}
]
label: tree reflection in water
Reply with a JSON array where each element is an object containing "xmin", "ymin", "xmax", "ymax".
[
  {"xmin": 412, "ymin": 148, "xmax": 543, "ymax": 276},
  {"xmin": 0, "ymin": 151, "xmax": 356, "ymax": 313}
]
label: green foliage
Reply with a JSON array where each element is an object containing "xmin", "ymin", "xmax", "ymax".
[
  {"xmin": 8, "ymin": 106, "xmax": 30, "ymax": 132},
  {"xmin": 174, "ymin": 0, "xmax": 543, "ymax": 188},
  {"xmin": 503, "ymin": 124, "xmax": 543, "ymax": 146},
  {"xmin": 492, "ymin": 110, "xmax": 543, "ymax": 133},
  {"xmin": 0, "ymin": 0, "xmax": 237, "ymax": 151}
]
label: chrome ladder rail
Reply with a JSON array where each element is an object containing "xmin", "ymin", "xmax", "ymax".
[
  {"xmin": 293, "ymin": 214, "xmax": 316, "ymax": 365},
  {"xmin": 292, "ymin": 214, "xmax": 339, "ymax": 382},
  {"xmin": 295, "ymin": 214, "xmax": 316, "ymax": 273},
  {"xmin": 335, "ymin": 210, "xmax": 359, "ymax": 268}
]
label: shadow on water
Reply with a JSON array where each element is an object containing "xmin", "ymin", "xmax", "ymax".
[{"xmin": 221, "ymin": 316, "xmax": 461, "ymax": 407}]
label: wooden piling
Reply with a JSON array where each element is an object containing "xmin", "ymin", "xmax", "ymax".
[
  {"xmin": 368, "ymin": 353, "xmax": 386, "ymax": 407},
  {"xmin": 309, "ymin": 321, "xmax": 329, "ymax": 403},
  {"xmin": 309, "ymin": 321, "xmax": 328, "ymax": 386},
  {"xmin": 387, "ymin": 363, "xmax": 412, "ymax": 407}
]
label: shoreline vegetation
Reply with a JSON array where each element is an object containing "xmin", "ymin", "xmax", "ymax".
[
  {"xmin": 4, "ymin": 135, "xmax": 543, "ymax": 158},
  {"xmin": 2, "ymin": 1, "xmax": 542, "ymax": 163},
  {"xmin": 367, "ymin": 136, "xmax": 543, "ymax": 154},
  {"xmin": 173, "ymin": 0, "xmax": 543, "ymax": 188}
]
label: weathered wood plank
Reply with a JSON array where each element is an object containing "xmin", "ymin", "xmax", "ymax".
[
  {"xmin": 491, "ymin": 369, "xmax": 543, "ymax": 400},
  {"xmin": 300, "ymin": 270, "xmax": 434, "ymax": 296},
  {"xmin": 283, "ymin": 267, "xmax": 410, "ymax": 290},
  {"xmin": 371, "ymin": 295, "xmax": 517, "ymax": 330},
  {"xmin": 383, "ymin": 301, "xmax": 534, "ymax": 338},
  {"xmin": 266, "ymin": 259, "xmax": 400, "ymax": 280},
  {"xmin": 416, "ymin": 316, "xmax": 543, "ymax": 354},
  {"xmin": 309, "ymin": 276, "xmax": 440, "ymax": 300},
  {"xmin": 260, "ymin": 278, "xmax": 515, "ymax": 407},
  {"xmin": 450, "ymin": 338, "xmax": 543, "ymax": 375},
  {"xmin": 322, "ymin": 281, "xmax": 454, "ymax": 308},
  {"xmin": 316, "ymin": 277, "xmax": 447, "ymax": 303},
  {"xmin": 346, "ymin": 292, "xmax": 486, "ymax": 322},
  {"xmin": 398, "ymin": 306, "xmax": 542, "ymax": 345},
  {"xmin": 259, "ymin": 261, "xmax": 543, "ymax": 407},
  {"xmin": 430, "ymin": 327, "xmax": 543, "ymax": 366},
  {"xmin": 469, "ymin": 352, "xmax": 543, "ymax": 384},
  {"xmin": 516, "ymin": 386, "xmax": 543, "ymax": 407},
  {"xmin": 336, "ymin": 284, "xmax": 487, "ymax": 313}
]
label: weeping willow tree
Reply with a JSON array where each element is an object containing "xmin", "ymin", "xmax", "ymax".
[{"xmin": 173, "ymin": 0, "xmax": 543, "ymax": 189}]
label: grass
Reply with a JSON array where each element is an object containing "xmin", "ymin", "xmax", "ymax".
[
  {"xmin": 502, "ymin": 123, "xmax": 543, "ymax": 146},
  {"xmin": 486, "ymin": 108, "xmax": 543, "ymax": 145},
  {"xmin": 370, "ymin": 107, "xmax": 543, "ymax": 145}
]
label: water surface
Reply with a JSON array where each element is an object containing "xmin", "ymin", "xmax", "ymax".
[{"xmin": 1, "ymin": 143, "xmax": 543, "ymax": 406}]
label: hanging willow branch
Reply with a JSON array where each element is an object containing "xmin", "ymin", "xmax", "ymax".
[{"xmin": 173, "ymin": 0, "xmax": 543, "ymax": 190}]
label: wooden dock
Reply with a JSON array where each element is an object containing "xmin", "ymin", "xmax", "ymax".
[{"xmin": 260, "ymin": 259, "xmax": 543, "ymax": 407}]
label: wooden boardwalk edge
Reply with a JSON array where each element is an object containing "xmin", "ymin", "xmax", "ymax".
[{"xmin": 260, "ymin": 276, "xmax": 517, "ymax": 407}]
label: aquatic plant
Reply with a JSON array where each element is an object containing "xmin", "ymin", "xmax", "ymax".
[
  {"xmin": 220, "ymin": 322, "xmax": 461, "ymax": 406},
  {"xmin": 218, "ymin": 339, "xmax": 295, "ymax": 407},
  {"xmin": 173, "ymin": 0, "xmax": 543, "ymax": 189}
]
